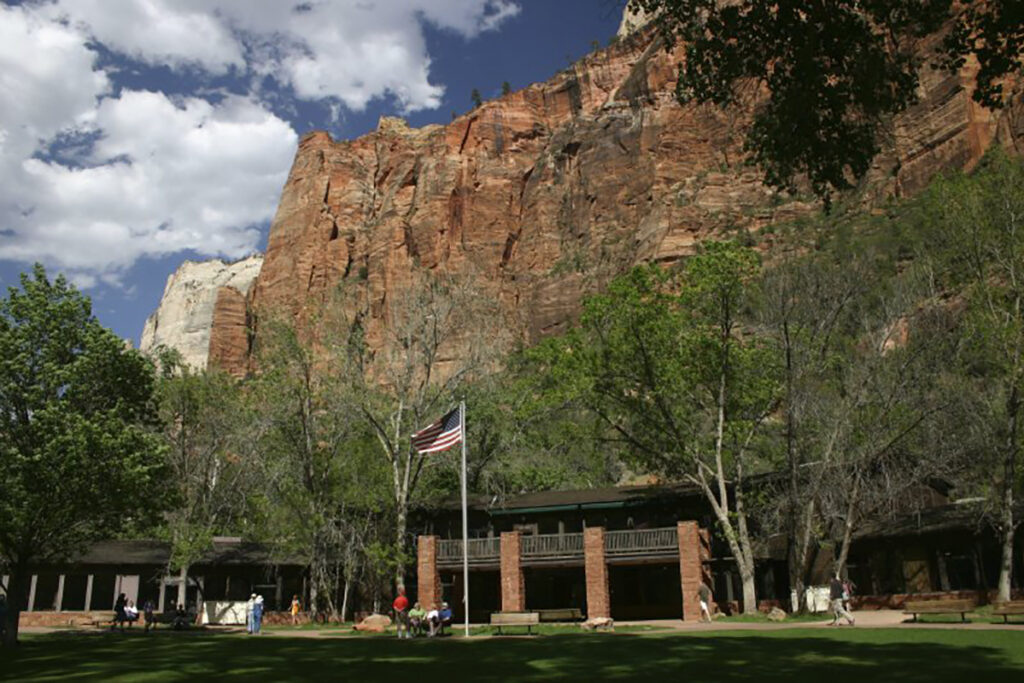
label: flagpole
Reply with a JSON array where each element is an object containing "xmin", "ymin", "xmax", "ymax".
[{"xmin": 460, "ymin": 400, "xmax": 470, "ymax": 638}]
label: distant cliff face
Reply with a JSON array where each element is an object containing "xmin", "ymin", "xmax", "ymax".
[
  {"xmin": 151, "ymin": 23, "xmax": 1021, "ymax": 377},
  {"xmin": 140, "ymin": 255, "xmax": 262, "ymax": 371}
]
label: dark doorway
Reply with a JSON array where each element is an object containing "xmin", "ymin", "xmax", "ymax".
[
  {"xmin": 609, "ymin": 563, "xmax": 681, "ymax": 620},
  {"xmin": 524, "ymin": 566, "xmax": 586, "ymax": 613}
]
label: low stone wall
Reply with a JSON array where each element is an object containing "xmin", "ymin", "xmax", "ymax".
[
  {"xmin": 19, "ymin": 611, "xmax": 114, "ymax": 627},
  {"xmin": 853, "ymin": 589, "xmax": 1024, "ymax": 610}
]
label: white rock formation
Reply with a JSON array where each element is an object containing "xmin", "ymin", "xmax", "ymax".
[
  {"xmin": 617, "ymin": 4, "xmax": 653, "ymax": 37},
  {"xmin": 140, "ymin": 255, "xmax": 262, "ymax": 370}
]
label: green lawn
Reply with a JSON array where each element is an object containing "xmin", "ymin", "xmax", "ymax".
[{"xmin": 3, "ymin": 627, "xmax": 1024, "ymax": 681}]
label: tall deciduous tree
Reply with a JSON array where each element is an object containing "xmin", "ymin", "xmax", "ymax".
[
  {"xmin": 352, "ymin": 272, "xmax": 507, "ymax": 587},
  {"xmin": 0, "ymin": 266, "xmax": 165, "ymax": 645},
  {"xmin": 154, "ymin": 350, "xmax": 251, "ymax": 610},
  {"xmin": 917, "ymin": 149, "xmax": 1024, "ymax": 602},
  {"xmin": 246, "ymin": 317, "xmax": 390, "ymax": 618},
  {"xmin": 534, "ymin": 242, "xmax": 778, "ymax": 613}
]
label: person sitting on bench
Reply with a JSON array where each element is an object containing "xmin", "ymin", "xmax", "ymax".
[
  {"xmin": 124, "ymin": 600, "xmax": 139, "ymax": 627},
  {"xmin": 172, "ymin": 604, "xmax": 189, "ymax": 630},
  {"xmin": 408, "ymin": 602, "xmax": 427, "ymax": 637},
  {"xmin": 429, "ymin": 602, "xmax": 452, "ymax": 636}
]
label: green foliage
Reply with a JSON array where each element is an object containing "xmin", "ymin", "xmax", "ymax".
[
  {"xmin": 470, "ymin": 88, "xmax": 483, "ymax": 108},
  {"xmin": 501, "ymin": 81, "xmax": 512, "ymax": 96},
  {"xmin": 153, "ymin": 350, "xmax": 250, "ymax": 572},
  {"xmin": 531, "ymin": 241, "xmax": 777, "ymax": 481},
  {"xmin": 0, "ymin": 265, "xmax": 166, "ymax": 639},
  {"xmin": 630, "ymin": 0, "xmax": 1019, "ymax": 206}
]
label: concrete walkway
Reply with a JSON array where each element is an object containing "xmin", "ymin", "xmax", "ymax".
[{"xmin": 18, "ymin": 609, "xmax": 1024, "ymax": 638}]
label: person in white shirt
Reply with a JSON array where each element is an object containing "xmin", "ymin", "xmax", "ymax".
[
  {"xmin": 124, "ymin": 600, "xmax": 139, "ymax": 626},
  {"xmin": 246, "ymin": 594, "xmax": 257, "ymax": 634}
]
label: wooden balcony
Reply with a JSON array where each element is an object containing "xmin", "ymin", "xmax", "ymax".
[
  {"xmin": 435, "ymin": 527, "xmax": 680, "ymax": 568},
  {"xmin": 604, "ymin": 527, "xmax": 678, "ymax": 560},
  {"xmin": 522, "ymin": 533, "xmax": 584, "ymax": 561},
  {"xmin": 437, "ymin": 537, "xmax": 500, "ymax": 567}
]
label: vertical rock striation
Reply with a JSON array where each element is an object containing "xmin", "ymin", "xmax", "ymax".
[
  {"xmin": 153, "ymin": 24, "xmax": 1021, "ymax": 378},
  {"xmin": 140, "ymin": 255, "xmax": 263, "ymax": 371}
]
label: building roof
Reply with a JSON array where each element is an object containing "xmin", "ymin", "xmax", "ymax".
[
  {"xmin": 424, "ymin": 481, "xmax": 707, "ymax": 516},
  {"xmin": 71, "ymin": 539, "xmax": 302, "ymax": 567},
  {"xmin": 852, "ymin": 501, "xmax": 1018, "ymax": 540}
]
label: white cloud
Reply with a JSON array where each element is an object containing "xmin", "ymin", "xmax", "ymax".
[
  {"xmin": 0, "ymin": 0, "xmax": 519, "ymax": 285},
  {"xmin": 3, "ymin": 91, "xmax": 297, "ymax": 281}
]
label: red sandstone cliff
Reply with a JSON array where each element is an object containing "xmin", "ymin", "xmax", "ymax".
[{"xmin": 207, "ymin": 27, "xmax": 1022, "ymax": 376}]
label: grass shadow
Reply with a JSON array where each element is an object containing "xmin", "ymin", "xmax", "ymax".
[{"xmin": 2, "ymin": 628, "xmax": 1023, "ymax": 681}]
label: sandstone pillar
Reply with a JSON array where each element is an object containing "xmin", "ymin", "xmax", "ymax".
[
  {"xmin": 584, "ymin": 527, "xmax": 610, "ymax": 619},
  {"xmin": 500, "ymin": 531, "xmax": 526, "ymax": 612},
  {"xmin": 678, "ymin": 521, "xmax": 703, "ymax": 622},
  {"xmin": 417, "ymin": 535, "xmax": 442, "ymax": 610}
]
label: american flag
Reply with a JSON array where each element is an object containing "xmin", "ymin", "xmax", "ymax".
[{"xmin": 411, "ymin": 405, "xmax": 463, "ymax": 454}]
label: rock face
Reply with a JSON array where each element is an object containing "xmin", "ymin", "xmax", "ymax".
[
  {"xmin": 140, "ymin": 255, "xmax": 263, "ymax": 371},
  {"xmin": 214, "ymin": 27, "xmax": 1020, "ymax": 378}
]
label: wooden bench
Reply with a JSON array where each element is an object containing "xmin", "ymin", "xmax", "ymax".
[
  {"xmin": 992, "ymin": 601, "xmax": 1024, "ymax": 623},
  {"xmin": 902, "ymin": 599, "xmax": 975, "ymax": 623},
  {"xmin": 537, "ymin": 608, "xmax": 583, "ymax": 622},
  {"xmin": 490, "ymin": 611, "xmax": 540, "ymax": 635}
]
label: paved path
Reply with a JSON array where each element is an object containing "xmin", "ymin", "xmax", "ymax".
[{"xmin": 18, "ymin": 610, "xmax": 1024, "ymax": 638}]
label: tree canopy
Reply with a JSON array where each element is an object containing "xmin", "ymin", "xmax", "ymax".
[
  {"xmin": 631, "ymin": 0, "xmax": 1022, "ymax": 204},
  {"xmin": 0, "ymin": 265, "xmax": 166, "ymax": 644}
]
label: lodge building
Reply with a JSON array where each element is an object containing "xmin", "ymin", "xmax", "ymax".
[{"xmin": 6, "ymin": 481, "xmax": 1022, "ymax": 625}]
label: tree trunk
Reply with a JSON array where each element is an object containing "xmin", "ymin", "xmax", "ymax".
[
  {"xmin": 739, "ymin": 560, "xmax": 757, "ymax": 616},
  {"xmin": 395, "ymin": 503, "xmax": 408, "ymax": 588},
  {"xmin": 340, "ymin": 578, "xmax": 351, "ymax": 623},
  {"xmin": 175, "ymin": 564, "xmax": 189, "ymax": 611},
  {"xmin": 2, "ymin": 568, "xmax": 26, "ymax": 647},
  {"xmin": 789, "ymin": 499, "xmax": 815, "ymax": 613},
  {"xmin": 997, "ymin": 486, "xmax": 1015, "ymax": 602},
  {"xmin": 998, "ymin": 386, "xmax": 1019, "ymax": 602},
  {"xmin": 834, "ymin": 477, "xmax": 860, "ymax": 578}
]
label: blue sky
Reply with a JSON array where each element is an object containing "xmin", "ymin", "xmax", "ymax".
[{"xmin": 0, "ymin": 0, "xmax": 626, "ymax": 343}]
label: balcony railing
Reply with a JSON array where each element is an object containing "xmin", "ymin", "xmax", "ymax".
[
  {"xmin": 434, "ymin": 527, "xmax": 680, "ymax": 565},
  {"xmin": 604, "ymin": 527, "xmax": 678, "ymax": 556},
  {"xmin": 437, "ymin": 537, "xmax": 500, "ymax": 565},
  {"xmin": 521, "ymin": 533, "xmax": 584, "ymax": 559}
]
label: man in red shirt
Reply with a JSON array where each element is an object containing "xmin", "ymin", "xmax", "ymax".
[{"xmin": 392, "ymin": 587, "xmax": 410, "ymax": 639}]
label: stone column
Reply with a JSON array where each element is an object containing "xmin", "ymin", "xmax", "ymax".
[
  {"xmin": 27, "ymin": 574, "xmax": 38, "ymax": 612},
  {"xmin": 678, "ymin": 521, "xmax": 703, "ymax": 622},
  {"xmin": 500, "ymin": 531, "xmax": 526, "ymax": 612},
  {"xmin": 417, "ymin": 535, "xmax": 442, "ymax": 610},
  {"xmin": 584, "ymin": 527, "xmax": 610, "ymax": 619},
  {"xmin": 55, "ymin": 574, "xmax": 66, "ymax": 612}
]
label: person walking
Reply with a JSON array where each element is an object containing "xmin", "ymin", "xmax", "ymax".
[
  {"xmin": 698, "ymin": 582, "xmax": 713, "ymax": 623},
  {"xmin": 246, "ymin": 593, "xmax": 257, "ymax": 634},
  {"xmin": 829, "ymin": 574, "xmax": 855, "ymax": 626},
  {"xmin": 290, "ymin": 595, "xmax": 301, "ymax": 626},
  {"xmin": 392, "ymin": 587, "xmax": 410, "ymax": 639},
  {"xmin": 142, "ymin": 598, "xmax": 156, "ymax": 632},
  {"xmin": 253, "ymin": 595, "xmax": 265, "ymax": 634}
]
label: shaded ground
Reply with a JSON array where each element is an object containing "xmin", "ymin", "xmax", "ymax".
[{"xmin": 2, "ymin": 627, "xmax": 1024, "ymax": 682}]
